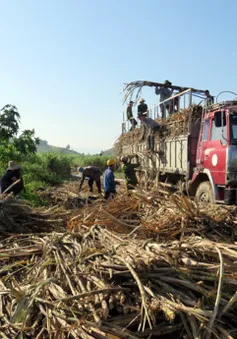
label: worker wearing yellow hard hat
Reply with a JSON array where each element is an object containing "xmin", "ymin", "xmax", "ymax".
[{"xmin": 103, "ymin": 159, "xmax": 119, "ymax": 199}]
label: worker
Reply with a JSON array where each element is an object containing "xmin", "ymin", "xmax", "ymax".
[
  {"xmin": 155, "ymin": 80, "xmax": 172, "ymax": 119},
  {"xmin": 126, "ymin": 100, "xmax": 137, "ymax": 131},
  {"xmin": 103, "ymin": 159, "xmax": 119, "ymax": 199},
  {"xmin": 173, "ymin": 88, "xmax": 184, "ymax": 113},
  {"xmin": 121, "ymin": 155, "xmax": 140, "ymax": 191},
  {"xmin": 0, "ymin": 161, "xmax": 24, "ymax": 196},
  {"xmin": 78, "ymin": 166, "xmax": 102, "ymax": 193},
  {"xmin": 137, "ymin": 99, "xmax": 148, "ymax": 116},
  {"xmin": 137, "ymin": 112, "xmax": 160, "ymax": 151},
  {"xmin": 204, "ymin": 90, "xmax": 214, "ymax": 107}
]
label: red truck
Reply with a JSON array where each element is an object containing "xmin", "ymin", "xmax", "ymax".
[{"xmin": 118, "ymin": 83, "xmax": 237, "ymax": 204}]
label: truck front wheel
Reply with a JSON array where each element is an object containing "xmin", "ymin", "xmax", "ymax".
[{"xmin": 195, "ymin": 181, "xmax": 214, "ymax": 203}]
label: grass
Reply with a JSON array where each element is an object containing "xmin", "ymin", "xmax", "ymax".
[
  {"xmin": 70, "ymin": 154, "xmax": 113, "ymax": 170},
  {"xmin": 0, "ymin": 152, "xmax": 123, "ymax": 206}
]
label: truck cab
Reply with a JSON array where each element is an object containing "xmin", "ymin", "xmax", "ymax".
[{"xmin": 194, "ymin": 102, "xmax": 237, "ymax": 204}]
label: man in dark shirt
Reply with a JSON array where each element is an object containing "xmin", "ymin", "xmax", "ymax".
[
  {"xmin": 126, "ymin": 101, "xmax": 137, "ymax": 131},
  {"xmin": 79, "ymin": 166, "xmax": 102, "ymax": 193},
  {"xmin": 204, "ymin": 90, "xmax": 214, "ymax": 107},
  {"xmin": 121, "ymin": 155, "xmax": 140, "ymax": 191},
  {"xmin": 137, "ymin": 99, "xmax": 148, "ymax": 116},
  {"xmin": 0, "ymin": 161, "xmax": 24, "ymax": 196}
]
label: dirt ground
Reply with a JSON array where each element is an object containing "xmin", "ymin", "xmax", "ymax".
[{"xmin": 38, "ymin": 176, "xmax": 126, "ymax": 209}]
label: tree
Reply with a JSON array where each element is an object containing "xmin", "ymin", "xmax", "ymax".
[
  {"xmin": 66, "ymin": 144, "xmax": 70, "ymax": 150},
  {"xmin": 0, "ymin": 105, "xmax": 20, "ymax": 142},
  {"xmin": 0, "ymin": 105, "xmax": 39, "ymax": 162},
  {"xmin": 13, "ymin": 129, "xmax": 40, "ymax": 155}
]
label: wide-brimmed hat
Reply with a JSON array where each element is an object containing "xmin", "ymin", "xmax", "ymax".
[
  {"xmin": 140, "ymin": 98, "xmax": 145, "ymax": 102},
  {"xmin": 129, "ymin": 100, "xmax": 134, "ymax": 104},
  {"xmin": 7, "ymin": 161, "xmax": 21, "ymax": 171}
]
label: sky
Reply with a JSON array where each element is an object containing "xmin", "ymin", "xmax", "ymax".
[{"xmin": 0, "ymin": 0, "xmax": 237, "ymax": 154}]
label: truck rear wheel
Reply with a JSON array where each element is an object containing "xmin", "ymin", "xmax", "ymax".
[{"xmin": 195, "ymin": 181, "xmax": 214, "ymax": 203}]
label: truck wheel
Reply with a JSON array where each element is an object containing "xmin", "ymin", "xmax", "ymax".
[{"xmin": 195, "ymin": 181, "xmax": 214, "ymax": 203}]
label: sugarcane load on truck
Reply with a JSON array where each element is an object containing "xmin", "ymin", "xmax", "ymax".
[{"xmin": 115, "ymin": 79, "xmax": 237, "ymax": 205}]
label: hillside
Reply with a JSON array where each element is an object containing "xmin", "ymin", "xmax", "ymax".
[
  {"xmin": 37, "ymin": 139, "xmax": 80, "ymax": 155},
  {"xmin": 37, "ymin": 139, "xmax": 114, "ymax": 156},
  {"xmin": 101, "ymin": 147, "xmax": 114, "ymax": 156}
]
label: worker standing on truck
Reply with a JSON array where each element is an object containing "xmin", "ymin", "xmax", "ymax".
[
  {"xmin": 137, "ymin": 99, "xmax": 148, "ymax": 116},
  {"xmin": 204, "ymin": 90, "xmax": 214, "ymax": 107},
  {"xmin": 155, "ymin": 80, "xmax": 172, "ymax": 119},
  {"xmin": 138, "ymin": 113, "xmax": 160, "ymax": 151},
  {"xmin": 103, "ymin": 159, "xmax": 119, "ymax": 199},
  {"xmin": 126, "ymin": 101, "xmax": 137, "ymax": 131},
  {"xmin": 173, "ymin": 87, "xmax": 184, "ymax": 112},
  {"xmin": 121, "ymin": 155, "xmax": 140, "ymax": 191},
  {"xmin": 78, "ymin": 166, "xmax": 102, "ymax": 193}
]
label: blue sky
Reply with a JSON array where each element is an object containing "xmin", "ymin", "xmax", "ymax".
[{"xmin": 0, "ymin": 0, "xmax": 237, "ymax": 153}]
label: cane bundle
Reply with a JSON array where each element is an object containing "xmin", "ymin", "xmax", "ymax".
[{"xmin": 0, "ymin": 222, "xmax": 237, "ymax": 338}]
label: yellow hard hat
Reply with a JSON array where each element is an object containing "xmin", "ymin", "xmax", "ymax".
[{"xmin": 107, "ymin": 159, "xmax": 115, "ymax": 166}]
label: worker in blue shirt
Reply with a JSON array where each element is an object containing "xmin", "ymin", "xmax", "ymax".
[{"xmin": 103, "ymin": 159, "xmax": 119, "ymax": 199}]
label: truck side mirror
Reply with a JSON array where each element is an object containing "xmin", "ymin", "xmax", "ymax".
[{"xmin": 214, "ymin": 111, "xmax": 222, "ymax": 127}]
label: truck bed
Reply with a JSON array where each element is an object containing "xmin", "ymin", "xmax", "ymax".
[
  {"xmin": 116, "ymin": 106, "xmax": 202, "ymax": 180},
  {"xmin": 122, "ymin": 134, "xmax": 189, "ymax": 176}
]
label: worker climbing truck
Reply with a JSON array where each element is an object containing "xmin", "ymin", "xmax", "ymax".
[{"xmin": 116, "ymin": 81, "xmax": 237, "ymax": 204}]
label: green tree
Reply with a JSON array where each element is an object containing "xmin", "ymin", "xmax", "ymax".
[
  {"xmin": 13, "ymin": 129, "xmax": 40, "ymax": 155},
  {"xmin": 0, "ymin": 105, "xmax": 39, "ymax": 162},
  {"xmin": 0, "ymin": 104, "xmax": 20, "ymax": 141}
]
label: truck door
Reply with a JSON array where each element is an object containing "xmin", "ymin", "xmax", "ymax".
[
  {"xmin": 202, "ymin": 111, "xmax": 227, "ymax": 185},
  {"xmin": 197, "ymin": 118, "xmax": 210, "ymax": 166}
]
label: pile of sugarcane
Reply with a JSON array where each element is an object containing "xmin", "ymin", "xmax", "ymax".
[
  {"xmin": 1, "ymin": 186, "xmax": 237, "ymax": 338},
  {"xmin": 123, "ymin": 80, "xmax": 204, "ymax": 105},
  {"xmin": 114, "ymin": 127, "xmax": 141, "ymax": 157},
  {"xmin": 116, "ymin": 104, "xmax": 203, "ymax": 159},
  {"xmin": 0, "ymin": 195, "xmax": 65, "ymax": 233},
  {"xmin": 159, "ymin": 104, "xmax": 203, "ymax": 138},
  {"xmin": 123, "ymin": 80, "xmax": 159, "ymax": 104},
  {"xmin": 69, "ymin": 190, "xmax": 237, "ymax": 243},
  {"xmin": 120, "ymin": 80, "xmax": 204, "ymax": 153},
  {"xmin": 38, "ymin": 180, "xmax": 90, "ymax": 209},
  {"xmin": 0, "ymin": 223, "xmax": 237, "ymax": 338}
]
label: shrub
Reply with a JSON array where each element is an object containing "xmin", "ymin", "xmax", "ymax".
[{"xmin": 71, "ymin": 154, "xmax": 112, "ymax": 170}]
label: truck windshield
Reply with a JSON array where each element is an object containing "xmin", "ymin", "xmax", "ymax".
[{"xmin": 230, "ymin": 112, "xmax": 237, "ymax": 144}]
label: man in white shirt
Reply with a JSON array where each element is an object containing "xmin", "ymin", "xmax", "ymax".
[{"xmin": 155, "ymin": 80, "xmax": 172, "ymax": 118}]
